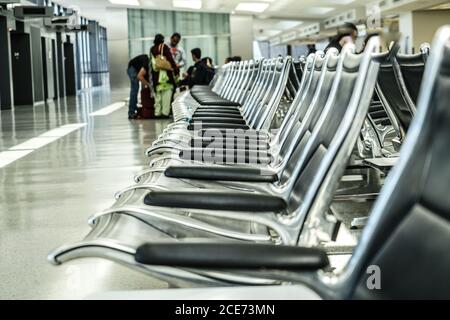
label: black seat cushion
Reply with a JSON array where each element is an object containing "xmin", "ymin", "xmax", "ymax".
[
  {"xmin": 144, "ymin": 191, "xmax": 287, "ymax": 212},
  {"xmin": 165, "ymin": 166, "xmax": 278, "ymax": 182},
  {"xmin": 191, "ymin": 90, "xmax": 241, "ymax": 107}
]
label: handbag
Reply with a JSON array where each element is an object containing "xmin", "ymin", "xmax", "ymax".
[{"xmin": 154, "ymin": 44, "xmax": 173, "ymax": 71}]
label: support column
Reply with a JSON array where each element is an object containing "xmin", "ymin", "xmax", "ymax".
[
  {"xmin": 56, "ymin": 31, "xmax": 66, "ymax": 98},
  {"xmin": 230, "ymin": 15, "xmax": 254, "ymax": 60},
  {"xmin": 0, "ymin": 16, "xmax": 13, "ymax": 110}
]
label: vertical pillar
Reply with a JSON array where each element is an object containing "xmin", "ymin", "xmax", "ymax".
[
  {"xmin": 0, "ymin": 16, "xmax": 12, "ymax": 110},
  {"xmin": 30, "ymin": 26, "xmax": 44, "ymax": 103},
  {"xmin": 399, "ymin": 12, "xmax": 414, "ymax": 54},
  {"xmin": 230, "ymin": 15, "xmax": 254, "ymax": 60},
  {"xmin": 56, "ymin": 31, "xmax": 66, "ymax": 98},
  {"xmin": 88, "ymin": 20, "xmax": 101, "ymax": 86}
]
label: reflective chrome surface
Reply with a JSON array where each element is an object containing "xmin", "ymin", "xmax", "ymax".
[{"xmin": 0, "ymin": 87, "xmax": 171, "ymax": 299}]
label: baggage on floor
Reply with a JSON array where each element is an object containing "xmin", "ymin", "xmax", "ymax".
[{"xmin": 139, "ymin": 86, "xmax": 155, "ymax": 119}]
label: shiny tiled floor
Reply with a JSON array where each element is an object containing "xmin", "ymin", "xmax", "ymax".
[{"xmin": 0, "ymin": 86, "xmax": 171, "ymax": 299}]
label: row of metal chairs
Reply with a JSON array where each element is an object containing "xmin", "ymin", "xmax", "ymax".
[
  {"xmin": 364, "ymin": 42, "xmax": 429, "ymax": 158},
  {"xmin": 49, "ymin": 27, "xmax": 450, "ymax": 299}
]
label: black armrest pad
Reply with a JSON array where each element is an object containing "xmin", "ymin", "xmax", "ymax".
[
  {"xmin": 144, "ymin": 191, "xmax": 287, "ymax": 212},
  {"xmin": 179, "ymin": 149, "xmax": 271, "ymax": 164},
  {"xmin": 197, "ymin": 105, "xmax": 239, "ymax": 110},
  {"xmin": 188, "ymin": 123, "xmax": 250, "ymax": 130},
  {"xmin": 199, "ymin": 129, "xmax": 269, "ymax": 141},
  {"xmin": 165, "ymin": 166, "xmax": 278, "ymax": 182},
  {"xmin": 190, "ymin": 118, "xmax": 246, "ymax": 125},
  {"xmin": 135, "ymin": 243, "xmax": 329, "ymax": 270},
  {"xmin": 193, "ymin": 113, "xmax": 243, "ymax": 119},
  {"xmin": 194, "ymin": 109, "xmax": 241, "ymax": 116},
  {"xmin": 198, "ymin": 100, "xmax": 240, "ymax": 107},
  {"xmin": 190, "ymin": 138, "xmax": 270, "ymax": 149}
]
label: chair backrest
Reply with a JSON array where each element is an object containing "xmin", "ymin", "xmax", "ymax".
[
  {"xmin": 336, "ymin": 26, "xmax": 450, "ymax": 300},
  {"xmin": 236, "ymin": 60, "xmax": 261, "ymax": 105},
  {"xmin": 282, "ymin": 38, "xmax": 380, "ymax": 243},
  {"xmin": 395, "ymin": 45, "xmax": 429, "ymax": 105},
  {"xmin": 269, "ymin": 60, "xmax": 303, "ymax": 130},
  {"xmin": 277, "ymin": 50, "xmax": 338, "ymax": 178},
  {"xmin": 218, "ymin": 61, "xmax": 239, "ymax": 97},
  {"xmin": 258, "ymin": 58, "xmax": 301, "ymax": 130},
  {"xmin": 241, "ymin": 59, "xmax": 275, "ymax": 119},
  {"xmin": 249, "ymin": 58, "xmax": 289, "ymax": 129},
  {"xmin": 376, "ymin": 45, "xmax": 429, "ymax": 140},
  {"xmin": 272, "ymin": 54, "xmax": 317, "ymax": 145}
]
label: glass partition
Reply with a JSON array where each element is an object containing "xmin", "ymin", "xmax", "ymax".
[{"xmin": 127, "ymin": 9, "xmax": 231, "ymax": 67}]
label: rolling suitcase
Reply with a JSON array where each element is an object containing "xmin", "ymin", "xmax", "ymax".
[{"xmin": 139, "ymin": 86, "xmax": 155, "ymax": 119}]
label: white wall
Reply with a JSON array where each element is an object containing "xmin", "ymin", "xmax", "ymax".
[
  {"xmin": 412, "ymin": 10, "xmax": 450, "ymax": 51},
  {"xmin": 104, "ymin": 8, "xmax": 129, "ymax": 89},
  {"xmin": 399, "ymin": 12, "xmax": 414, "ymax": 53},
  {"xmin": 230, "ymin": 15, "xmax": 254, "ymax": 60},
  {"xmin": 400, "ymin": 9, "xmax": 450, "ymax": 54}
]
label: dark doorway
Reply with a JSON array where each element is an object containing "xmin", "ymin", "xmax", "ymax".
[
  {"xmin": 10, "ymin": 32, "xmax": 34, "ymax": 106},
  {"xmin": 64, "ymin": 42, "xmax": 76, "ymax": 96},
  {"xmin": 41, "ymin": 37, "xmax": 48, "ymax": 101}
]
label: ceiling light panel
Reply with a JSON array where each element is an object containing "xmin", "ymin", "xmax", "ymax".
[
  {"xmin": 173, "ymin": 0, "xmax": 202, "ymax": 10},
  {"xmin": 108, "ymin": 0, "xmax": 140, "ymax": 6},
  {"xmin": 302, "ymin": 7, "xmax": 335, "ymax": 15},
  {"xmin": 235, "ymin": 2, "xmax": 270, "ymax": 13}
]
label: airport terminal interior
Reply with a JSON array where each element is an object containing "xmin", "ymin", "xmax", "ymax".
[{"xmin": 0, "ymin": 0, "xmax": 449, "ymax": 300}]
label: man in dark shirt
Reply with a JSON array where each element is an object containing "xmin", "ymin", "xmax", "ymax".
[
  {"xmin": 127, "ymin": 54, "xmax": 151, "ymax": 119},
  {"xmin": 180, "ymin": 48, "xmax": 213, "ymax": 89}
]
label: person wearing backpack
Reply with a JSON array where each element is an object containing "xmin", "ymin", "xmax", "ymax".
[
  {"xmin": 179, "ymin": 48, "xmax": 213, "ymax": 89},
  {"xmin": 150, "ymin": 34, "xmax": 178, "ymax": 118}
]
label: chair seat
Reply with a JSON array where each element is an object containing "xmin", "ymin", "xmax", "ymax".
[
  {"xmin": 191, "ymin": 90, "xmax": 241, "ymax": 107},
  {"xmin": 144, "ymin": 191, "xmax": 287, "ymax": 212}
]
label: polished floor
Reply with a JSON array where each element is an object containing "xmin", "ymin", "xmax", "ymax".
[{"xmin": 0, "ymin": 86, "xmax": 171, "ymax": 299}]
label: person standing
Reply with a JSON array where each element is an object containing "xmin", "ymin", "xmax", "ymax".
[
  {"xmin": 167, "ymin": 33, "xmax": 187, "ymax": 73},
  {"xmin": 150, "ymin": 34, "xmax": 178, "ymax": 118},
  {"xmin": 127, "ymin": 54, "xmax": 151, "ymax": 120},
  {"xmin": 325, "ymin": 22, "xmax": 359, "ymax": 53},
  {"xmin": 180, "ymin": 48, "xmax": 212, "ymax": 89}
]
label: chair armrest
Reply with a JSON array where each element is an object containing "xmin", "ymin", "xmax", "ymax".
[
  {"xmin": 144, "ymin": 191, "xmax": 287, "ymax": 212},
  {"xmin": 363, "ymin": 157, "xmax": 399, "ymax": 172},
  {"xmin": 190, "ymin": 118, "xmax": 247, "ymax": 125},
  {"xmin": 165, "ymin": 166, "xmax": 278, "ymax": 182},
  {"xmin": 188, "ymin": 123, "xmax": 250, "ymax": 131},
  {"xmin": 179, "ymin": 148, "xmax": 271, "ymax": 164},
  {"xmin": 190, "ymin": 138, "xmax": 270, "ymax": 149},
  {"xmin": 135, "ymin": 243, "xmax": 329, "ymax": 270}
]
